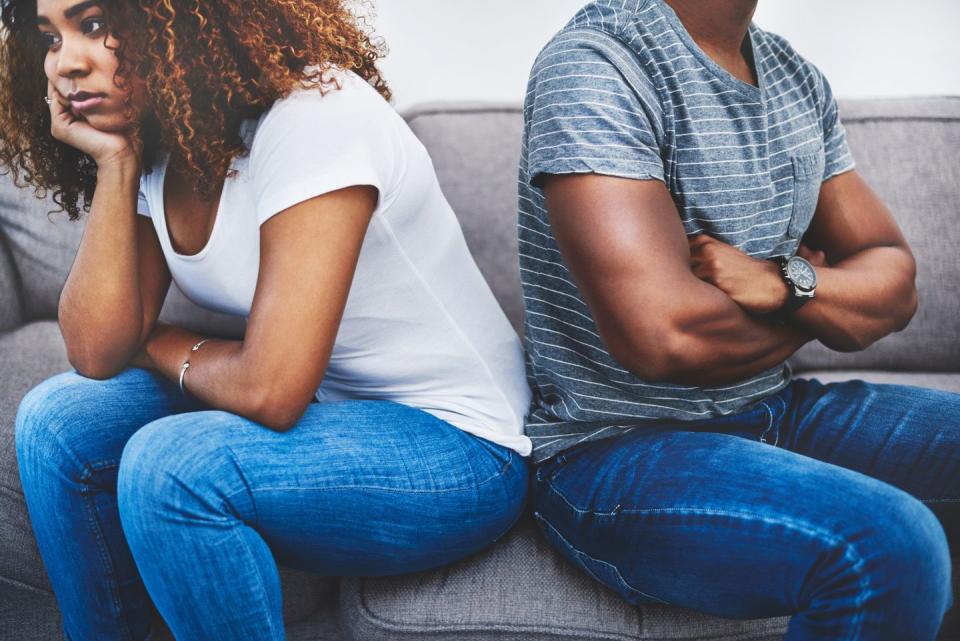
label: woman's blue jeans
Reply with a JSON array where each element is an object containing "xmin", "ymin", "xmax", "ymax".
[
  {"xmin": 14, "ymin": 366, "xmax": 528, "ymax": 641},
  {"xmin": 532, "ymin": 377, "xmax": 959, "ymax": 641}
]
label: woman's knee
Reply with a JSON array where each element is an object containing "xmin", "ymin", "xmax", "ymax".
[
  {"xmin": 117, "ymin": 412, "xmax": 253, "ymax": 530},
  {"xmin": 14, "ymin": 370, "xmax": 104, "ymax": 475}
]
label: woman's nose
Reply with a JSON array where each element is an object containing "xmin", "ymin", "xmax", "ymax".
[{"xmin": 55, "ymin": 38, "xmax": 91, "ymax": 78}]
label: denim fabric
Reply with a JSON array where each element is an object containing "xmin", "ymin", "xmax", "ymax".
[
  {"xmin": 14, "ymin": 367, "xmax": 528, "ymax": 641},
  {"xmin": 532, "ymin": 377, "xmax": 958, "ymax": 641}
]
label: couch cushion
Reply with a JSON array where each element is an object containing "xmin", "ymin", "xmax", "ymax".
[
  {"xmin": 0, "ymin": 321, "xmax": 335, "ymax": 629},
  {"xmin": 0, "ymin": 232, "xmax": 23, "ymax": 332},
  {"xmin": 340, "ymin": 512, "xmax": 789, "ymax": 641},
  {"xmin": 404, "ymin": 104, "xmax": 526, "ymax": 335},
  {"xmin": 789, "ymin": 98, "xmax": 960, "ymax": 373},
  {"xmin": 794, "ymin": 370, "xmax": 960, "ymax": 394}
]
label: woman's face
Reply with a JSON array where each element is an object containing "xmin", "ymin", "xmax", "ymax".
[{"xmin": 35, "ymin": 0, "xmax": 149, "ymax": 132}]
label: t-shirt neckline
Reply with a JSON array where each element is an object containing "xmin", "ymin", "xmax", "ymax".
[
  {"xmin": 157, "ymin": 151, "xmax": 224, "ymax": 261},
  {"xmin": 653, "ymin": 0, "xmax": 766, "ymax": 103}
]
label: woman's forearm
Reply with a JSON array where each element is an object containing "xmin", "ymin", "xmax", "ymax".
[{"xmin": 58, "ymin": 159, "xmax": 144, "ymax": 378}]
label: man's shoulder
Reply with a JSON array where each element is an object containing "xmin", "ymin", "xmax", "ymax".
[{"xmin": 756, "ymin": 27, "xmax": 822, "ymax": 83}]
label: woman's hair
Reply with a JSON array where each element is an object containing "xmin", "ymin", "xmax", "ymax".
[{"xmin": 0, "ymin": 0, "xmax": 390, "ymax": 220}]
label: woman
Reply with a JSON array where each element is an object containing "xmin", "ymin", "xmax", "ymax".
[{"xmin": 1, "ymin": 0, "xmax": 532, "ymax": 639}]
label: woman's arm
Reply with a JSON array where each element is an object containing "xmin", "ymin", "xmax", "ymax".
[
  {"xmin": 59, "ymin": 158, "xmax": 155, "ymax": 378},
  {"xmin": 48, "ymin": 78, "xmax": 167, "ymax": 379},
  {"xmin": 137, "ymin": 185, "xmax": 377, "ymax": 431}
]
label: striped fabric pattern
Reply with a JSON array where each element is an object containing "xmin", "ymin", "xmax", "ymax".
[{"xmin": 518, "ymin": 0, "xmax": 856, "ymax": 464}]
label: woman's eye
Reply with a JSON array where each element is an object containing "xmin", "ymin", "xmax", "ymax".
[
  {"xmin": 82, "ymin": 18, "xmax": 106, "ymax": 34},
  {"xmin": 39, "ymin": 32, "xmax": 61, "ymax": 49}
]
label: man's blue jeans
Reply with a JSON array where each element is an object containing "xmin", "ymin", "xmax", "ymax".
[
  {"xmin": 14, "ymin": 367, "xmax": 528, "ymax": 641},
  {"xmin": 532, "ymin": 377, "xmax": 958, "ymax": 640}
]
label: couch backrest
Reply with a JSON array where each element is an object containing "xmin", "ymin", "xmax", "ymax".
[
  {"xmin": 406, "ymin": 98, "xmax": 960, "ymax": 373},
  {"xmin": 790, "ymin": 98, "xmax": 960, "ymax": 372},
  {"xmin": 1, "ymin": 98, "xmax": 957, "ymax": 371}
]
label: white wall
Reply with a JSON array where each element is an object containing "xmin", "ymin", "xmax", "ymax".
[{"xmin": 370, "ymin": 0, "xmax": 960, "ymax": 112}]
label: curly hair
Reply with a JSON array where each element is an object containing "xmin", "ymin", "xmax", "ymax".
[{"xmin": 0, "ymin": 0, "xmax": 391, "ymax": 220}]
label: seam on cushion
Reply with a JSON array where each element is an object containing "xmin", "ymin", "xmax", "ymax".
[
  {"xmin": 544, "ymin": 481, "xmax": 869, "ymax": 641},
  {"xmin": 350, "ymin": 575, "xmax": 789, "ymax": 641},
  {"xmin": 0, "ymin": 573, "xmax": 55, "ymax": 597}
]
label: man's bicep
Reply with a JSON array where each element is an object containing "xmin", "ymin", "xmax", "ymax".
[
  {"xmin": 803, "ymin": 170, "xmax": 910, "ymax": 263},
  {"xmin": 541, "ymin": 173, "xmax": 695, "ymax": 345}
]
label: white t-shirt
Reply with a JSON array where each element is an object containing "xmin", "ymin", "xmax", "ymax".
[{"xmin": 136, "ymin": 69, "xmax": 532, "ymax": 456}]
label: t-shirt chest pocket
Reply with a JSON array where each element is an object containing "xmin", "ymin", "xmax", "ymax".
[{"xmin": 786, "ymin": 150, "xmax": 825, "ymax": 239}]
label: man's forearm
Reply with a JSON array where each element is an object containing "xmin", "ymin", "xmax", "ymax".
[
  {"xmin": 615, "ymin": 274, "xmax": 812, "ymax": 385},
  {"xmin": 663, "ymin": 281, "xmax": 812, "ymax": 385},
  {"xmin": 788, "ymin": 246, "xmax": 917, "ymax": 351}
]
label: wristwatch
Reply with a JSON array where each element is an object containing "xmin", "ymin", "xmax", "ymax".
[{"xmin": 771, "ymin": 255, "xmax": 817, "ymax": 316}]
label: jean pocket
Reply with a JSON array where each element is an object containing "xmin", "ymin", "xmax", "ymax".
[
  {"xmin": 786, "ymin": 151, "xmax": 825, "ymax": 239},
  {"xmin": 532, "ymin": 510, "xmax": 673, "ymax": 607}
]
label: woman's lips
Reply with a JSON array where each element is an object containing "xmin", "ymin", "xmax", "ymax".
[{"xmin": 69, "ymin": 94, "xmax": 106, "ymax": 111}]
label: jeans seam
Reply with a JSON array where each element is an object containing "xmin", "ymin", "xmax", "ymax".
[
  {"xmin": 79, "ymin": 470, "xmax": 136, "ymax": 641},
  {"xmin": 223, "ymin": 521, "xmax": 282, "ymax": 640},
  {"xmin": 758, "ymin": 401, "xmax": 776, "ymax": 445},
  {"xmin": 48, "ymin": 423, "xmax": 133, "ymax": 641},
  {"xmin": 224, "ymin": 444, "xmax": 260, "ymax": 527},
  {"xmin": 227, "ymin": 456, "xmax": 517, "ymax": 498},
  {"xmin": 532, "ymin": 511, "xmax": 671, "ymax": 605},
  {"xmin": 544, "ymin": 482, "xmax": 869, "ymax": 640}
]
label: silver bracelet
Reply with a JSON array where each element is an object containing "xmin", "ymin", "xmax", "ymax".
[{"xmin": 178, "ymin": 338, "xmax": 211, "ymax": 396}]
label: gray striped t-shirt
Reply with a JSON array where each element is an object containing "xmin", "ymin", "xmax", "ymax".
[{"xmin": 518, "ymin": 0, "xmax": 856, "ymax": 464}]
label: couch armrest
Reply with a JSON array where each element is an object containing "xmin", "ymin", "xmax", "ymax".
[{"xmin": 0, "ymin": 231, "xmax": 24, "ymax": 332}]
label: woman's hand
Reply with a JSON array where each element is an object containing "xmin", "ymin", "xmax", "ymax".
[{"xmin": 46, "ymin": 79, "xmax": 141, "ymax": 169}]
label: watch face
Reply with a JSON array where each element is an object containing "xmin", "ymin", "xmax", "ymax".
[{"xmin": 787, "ymin": 257, "xmax": 817, "ymax": 290}]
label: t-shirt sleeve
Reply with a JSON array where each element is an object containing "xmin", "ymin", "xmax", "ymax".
[
  {"xmin": 525, "ymin": 30, "xmax": 667, "ymax": 187},
  {"xmin": 814, "ymin": 66, "xmax": 856, "ymax": 182},
  {"xmin": 250, "ymin": 76, "xmax": 399, "ymax": 227}
]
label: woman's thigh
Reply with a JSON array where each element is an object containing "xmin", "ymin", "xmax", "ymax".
[
  {"xmin": 117, "ymin": 399, "xmax": 528, "ymax": 576},
  {"xmin": 531, "ymin": 426, "xmax": 951, "ymax": 634}
]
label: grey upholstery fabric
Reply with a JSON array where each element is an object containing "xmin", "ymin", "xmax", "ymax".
[
  {"xmin": 789, "ymin": 98, "xmax": 960, "ymax": 373},
  {"xmin": 341, "ymin": 513, "xmax": 789, "ymax": 641},
  {"xmin": 796, "ymin": 370, "xmax": 960, "ymax": 394},
  {"xmin": 0, "ymin": 232, "xmax": 23, "ymax": 333}
]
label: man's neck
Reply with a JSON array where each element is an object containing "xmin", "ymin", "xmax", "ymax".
[{"xmin": 664, "ymin": 0, "xmax": 758, "ymax": 57}]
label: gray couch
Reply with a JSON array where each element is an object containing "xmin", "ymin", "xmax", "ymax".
[{"xmin": 1, "ymin": 96, "xmax": 957, "ymax": 640}]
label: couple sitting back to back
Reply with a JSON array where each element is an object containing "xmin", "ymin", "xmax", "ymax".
[{"xmin": 2, "ymin": 0, "xmax": 956, "ymax": 639}]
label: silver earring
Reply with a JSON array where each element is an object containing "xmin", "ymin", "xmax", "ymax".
[{"xmin": 43, "ymin": 96, "xmax": 52, "ymax": 105}]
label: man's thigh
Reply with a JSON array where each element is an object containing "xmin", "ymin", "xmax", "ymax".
[
  {"xmin": 531, "ymin": 427, "xmax": 950, "ymax": 625},
  {"xmin": 776, "ymin": 377, "xmax": 960, "ymax": 544}
]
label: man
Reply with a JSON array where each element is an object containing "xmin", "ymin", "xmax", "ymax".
[{"xmin": 518, "ymin": 0, "xmax": 959, "ymax": 638}]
